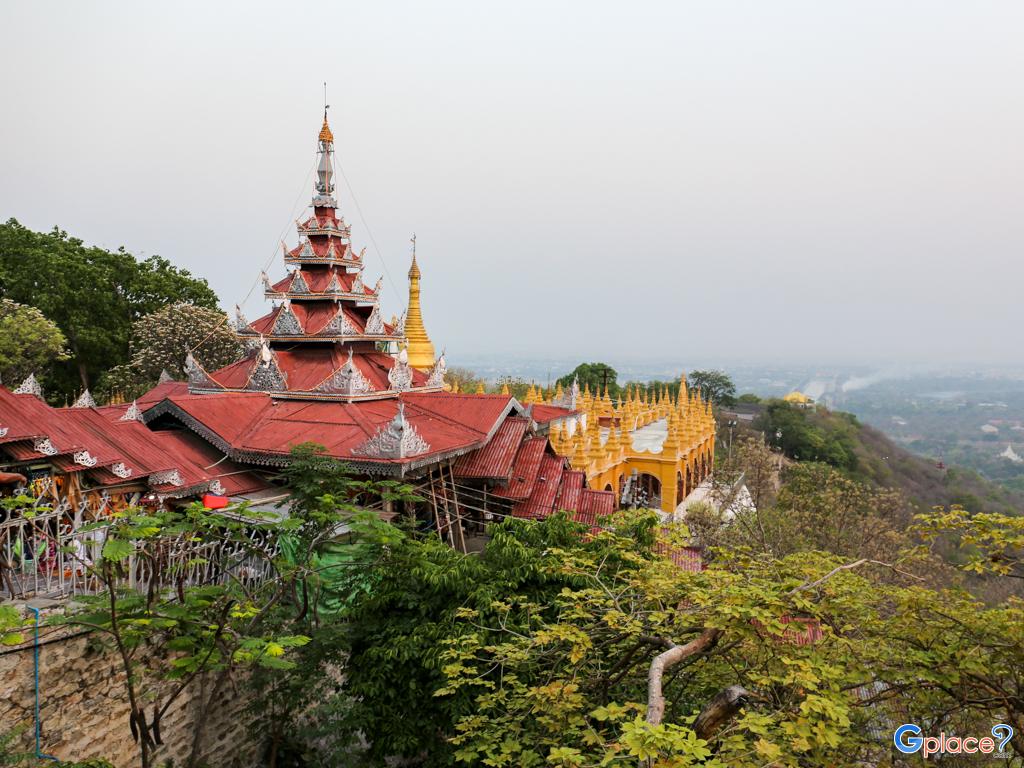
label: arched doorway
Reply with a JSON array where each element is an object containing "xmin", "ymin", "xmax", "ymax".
[
  {"xmin": 676, "ymin": 471, "xmax": 684, "ymax": 503},
  {"xmin": 636, "ymin": 473, "xmax": 661, "ymax": 510}
]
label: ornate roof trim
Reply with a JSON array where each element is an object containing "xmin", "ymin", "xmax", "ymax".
[
  {"xmin": 352, "ymin": 403, "xmax": 430, "ymax": 459},
  {"xmin": 426, "ymin": 351, "xmax": 446, "ymax": 389},
  {"xmin": 185, "ymin": 352, "xmax": 218, "ymax": 390},
  {"xmin": 271, "ymin": 301, "xmax": 303, "ymax": 336},
  {"xmin": 120, "ymin": 400, "xmax": 144, "ymax": 422},
  {"xmin": 288, "ymin": 270, "xmax": 310, "ymax": 294},
  {"xmin": 73, "ymin": 450, "xmax": 98, "ymax": 467},
  {"xmin": 315, "ymin": 348, "xmax": 374, "ymax": 396},
  {"xmin": 111, "ymin": 462, "xmax": 133, "ymax": 479},
  {"xmin": 388, "ymin": 348, "xmax": 414, "ymax": 392},
  {"xmin": 247, "ymin": 342, "xmax": 287, "ymax": 392},
  {"xmin": 13, "ymin": 373, "xmax": 42, "ymax": 398},
  {"xmin": 365, "ymin": 302, "xmax": 385, "ymax": 335},
  {"xmin": 320, "ymin": 304, "xmax": 358, "ymax": 336},
  {"xmin": 33, "ymin": 437, "xmax": 57, "ymax": 456},
  {"xmin": 72, "ymin": 389, "xmax": 97, "ymax": 408}
]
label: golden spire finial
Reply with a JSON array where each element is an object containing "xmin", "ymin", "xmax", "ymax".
[
  {"xmin": 404, "ymin": 233, "xmax": 434, "ymax": 369},
  {"xmin": 319, "ymin": 83, "xmax": 334, "ymax": 143}
]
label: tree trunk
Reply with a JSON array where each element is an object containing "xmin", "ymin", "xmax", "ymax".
[
  {"xmin": 693, "ymin": 685, "xmax": 751, "ymax": 740},
  {"xmin": 645, "ymin": 628, "xmax": 722, "ymax": 725}
]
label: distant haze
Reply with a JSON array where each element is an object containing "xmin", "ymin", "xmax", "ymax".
[{"xmin": 2, "ymin": 1, "xmax": 1022, "ymax": 367}]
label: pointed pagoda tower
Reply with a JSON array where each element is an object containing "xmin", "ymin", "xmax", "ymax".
[
  {"xmin": 186, "ymin": 111, "xmax": 446, "ymax": 401},
  {"xmin": 404, "ymin": 235, "xmax": 436, "ymax": 370}
]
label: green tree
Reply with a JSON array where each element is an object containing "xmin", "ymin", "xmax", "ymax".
[
  {"xmin": 0, "ymin": 219, "xmax": 218, "ymax": 399},
  {"xmin": 557, "ymin": 362, "xmax": 620, "ymax": 397},
  {"xmin": 444, "ymin": 366, "xmax": 486, "ymax": 394},
  {"xmin": 0, "ymin": 299, "xmax": 68, "ymax": 390},
  {"xmin": 98, "ymin": 303, "xmax": 242, "ymax": 400},
  {"xmin": 688, "ymin": 370, "xmax": 737, "ymax": 406}
]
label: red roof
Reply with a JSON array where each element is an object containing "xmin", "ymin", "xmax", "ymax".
[
  {"xmin": 0, "ymin": 389, "xmax": 268, "ymax": 498},
  {"xmin": 270, "ymin": 267, "xmax": 371, "ymax": 295},
  {"xmin": 144, "ymin": 389, "xmax": 518, "ymax": 469},
  {"xmin": 453, "ymin": 417, "xmax": 528, "ymax": 480},
  {"xmin": 573, "ymin": 489, "xmax": 615, "ymax": 526},
  {"xmin": 554, "ymin": 470, "xmax": 585, "ymax": 514},
  {"xmin": 490, "ymin": 437, "xmax": 547, "ymax": 500},
  {"xmin": 513, "ymin": 453, "xmax": 565, "ymax": 519},
  {"xmin": 204, "ymin": 347, "xmax": 425, "ymax": 393},
  {"xmin": 530, "ymin": 404, "xmax": 576, "ymax": 424},
  {"xmin": 654, "ymin": 542, "xmax": 704, "ymax": 572}
]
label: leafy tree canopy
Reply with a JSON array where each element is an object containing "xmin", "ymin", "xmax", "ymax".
[
  {"xmin": 0, "ymin": 218, "xmax": 219, "ymax": 399},
  {"xmin": 98, "ymin": 303, "xmax": 242, "ymax": 400},
  {"xmin": 0, "ymin": 298, "xmax": 68, "ymax": 389},
  {"xmin": 557, "ymin": 362, "xmax": 620, "ymax": 398},
  {"xmin": 688, "ymin": 369, "xmax": 737, "ymax": 406}
]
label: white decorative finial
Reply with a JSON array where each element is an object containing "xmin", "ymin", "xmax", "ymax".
[
  {"xmin": 120, "ymin": 400, "xmax": 144, "ymax": 422},
  {"xmin": 72, "ymin": 389, "xmax": 97, "ymax": 408},
  {"xmin": 13, "ymin": 373, "xmax": 42, "ymax": 398}
]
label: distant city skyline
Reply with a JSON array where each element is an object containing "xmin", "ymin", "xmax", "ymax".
[{"xmin": 2, "ymin": 1, "xmax": 1022, "ymax": 365}]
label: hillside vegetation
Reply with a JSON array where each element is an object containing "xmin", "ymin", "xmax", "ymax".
[{"xmin": 748, "ymin": 400, "xmax": 1024, "ymax": 515}]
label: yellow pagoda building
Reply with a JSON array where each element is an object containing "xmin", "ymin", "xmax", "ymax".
[
  {"xmin": 530, "ymin": 375, "xmax": 716, "ymax": 514},
  {"xmin": 403, "ymin": 235, "xmax": 436, "ymax": 370}
]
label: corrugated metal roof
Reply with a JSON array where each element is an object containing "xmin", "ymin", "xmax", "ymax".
[
  {"xmin": 513, "ymin": 454, "xmax": 565, "ymax": 519},
  {"xmin": 574, "ymin": 489, "xmax": 615, "ymax": 525},
  {"xmin": 490, "ymin": 437, "xmax": 547, "ymax": 500},
  {"xmin": 554, "ymin": 470, "xmax": 585, "ymax": 514},
  {"xmin": 453, "ymin": 417, "xmax": 528, "ymax": 480}
]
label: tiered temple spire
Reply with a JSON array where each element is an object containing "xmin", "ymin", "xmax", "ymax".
[{"xmin": 185, "ymin": 112, "xmax": 447, "ymax": 401}]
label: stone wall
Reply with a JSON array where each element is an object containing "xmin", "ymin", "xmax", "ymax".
[{"xmin": 0, "ymin": 609, "xmax": 260, "ymax": 768}]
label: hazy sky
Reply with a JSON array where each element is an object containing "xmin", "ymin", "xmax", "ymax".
[{"xmin": 2, "ymin": 1, "xmax": 1022, "ymax": 367}]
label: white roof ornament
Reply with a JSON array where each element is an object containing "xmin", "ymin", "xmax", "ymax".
[
  {"xmin": 72, "ymin": 389, "xmax": 97, "ymax": 408},
  {"xmin": 271, "ymin": 300, "xmax": 303, "ymax": 335},
  {"xmin": 158, "ymin": 369, "xmax": 174, "ymax": 384},
  {"xmin": 120, "ymin": 400, "xmax": 144, "ymax": 422},
  {"xmin": 208, "ymin": 479, "xmax": 225, "ymax": 496},
  {"xmin": 352, "ymin": 403, "xmax": 430, "ymax": 459},
  {"xmin": 249, "ymin": 340, "xmax": 286, "ymax": 391},
  {"xmin": 262, "ymin": 270, "xmax": 274, "ymax": 293},
  {"xmin": 111, "ymin": 462, "xmax": 132, "ymax": 479},
  {"xmin": 33, "ymin": 437, "xmax": 57, "ymax": 456},
  {"xmin": 316, "ymin": 348, "xmax": 373, "ymax": 395},
  {"xmin": 392, "ymin": 310, "xmax": 406, "ymax": 337},
  {"xmin": 365, "ymin": 302, "xmax": 385, "ymax": 335},
  {"xmin": 289, "ymin": 270, "xmax": 310, "ymax": 294},
  {"xmin": 426, "ymin": 351, "xmax": 446, "ymax": 388},
  {"xmin": 73, "ymin": 450, "xmax": 98, "ymax": 468},
  {"xmin": 234, "ymin": 304, "xmax": 251, "ymax": 331},
  {"xmin": 373, "ymin": 276, "xmax": 383, "ymax": 296},
  {"xmin": 321, "ymin": 304, "xmax": 358, "ymax": 336},
  {"xmin": 326, "ymin": 271, "xmax": 343, "ymax": 293},
  {"xmin": 351, "ymin": 272, "xmax": 364, "ymax": 294},
  {"xmin": 150, "ymin": 469, "xmax": 184, "ymax": 487},
  {"xmin": 388, "ymin": 347, "xmax": 414, "ymax": 391},
  {"xmin": 13, "ymin": 373, "xmax": 43, "ymax": 398}
]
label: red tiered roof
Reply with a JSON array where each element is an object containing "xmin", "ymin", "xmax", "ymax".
[
  {"xmin": 205, "ymin": 347, "xmax": 420, "ymax": 394},
  {"xmin": 0, "ymin": 390, "xmax": 267, "ymax": 497},
  {"xmin": 143, "ymin": 389, "xmax": 520, "ymax": 469}
]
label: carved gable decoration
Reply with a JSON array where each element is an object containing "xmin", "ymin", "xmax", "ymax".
[
  {"xmin": 388, "ymin": 348, "xmax": 414, "ymax": 392},
  {"xmin": 392, "ymin": 310, "xmax": 406, "ymax": 337},
  {"xmin": 72, "ymin": 389, "xmax": 97, "ymax": 408},
  {"xmin": 426, "ymin": 352, "xmax": 446, "ymax": 388},
  {"xmin": 120, "ymin": 400, "xmax": 144, "ymax": 422},
  {"xmin": 364, "ymin": 302, "xmax": 385, "ymax": 335},
  {"xmin": 13, "ymin": 373, "xmax": 42, "ymax": 398},
  {"xmin": 352, "ymin": 403, "xmax": 430, "ymax": 459},
  {"xmin": 289, "ymin": 270, "xmax": 310, "ymax": 294},
  {"xmin": 326, "ymin": 272, "xmax": 343, "ymax": 293},
  {"xmin": 271, "ymin": 301, "xmax": 303, "ymax": 336},
  {"xmin": 248, "ymin": 342, "xmax": 287, "ymax": 392},
  {"xmin": 321, "ymin": 304, "xmax": 358, "ymax": 336},
  {"xmin": 351, "ymin": 273, "xmax": 364, "ymax": 294},
  {"xmin": 185, "ymin": 352, "xmax": 215, "ymax": 389},
  {"xmin": 33, "ymin": 437, "xmax": 57, "ymax": 456},
  {"xmin": 316, "ymin": 349, "xmax": 373, "ymax": 396}
]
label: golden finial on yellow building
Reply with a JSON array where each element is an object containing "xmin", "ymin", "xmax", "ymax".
[
  {"xmin": 475, "ymin": 380, "xmax": 485, "ymax": 395},
  {"xmin": 501, "ymin": 381, "xmax": 510, "ymax": 396},
  {"xmin": 404, "ymin": 234, "xmax": 436, "ymax": 369}
]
